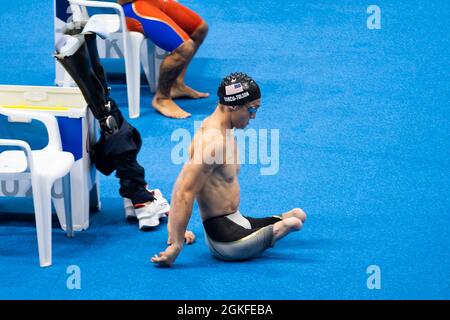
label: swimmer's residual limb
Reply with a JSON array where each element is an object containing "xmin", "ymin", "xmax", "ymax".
[{"xmin": 54, "ymin": 25, "xmax": 155, "ymax": 205}]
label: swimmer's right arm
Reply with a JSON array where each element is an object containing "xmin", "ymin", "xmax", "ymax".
[{"xmin": 151, "ymin": 141, "xmax": 220, "ymax": 267}]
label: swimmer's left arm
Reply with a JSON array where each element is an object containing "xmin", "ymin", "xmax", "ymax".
[{"xmin": 151, "ymin": 141, "xmax": 220, "ymax": 267}]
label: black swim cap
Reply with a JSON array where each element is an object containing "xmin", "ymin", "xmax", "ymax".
[{"xmin": 217, "ymin": 72, "xmax": 261, "ymax": 106}]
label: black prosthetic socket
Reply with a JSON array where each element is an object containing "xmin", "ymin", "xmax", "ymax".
[
  {"xmin": 55, "ymin": 36, "xmax": 118, "ymax": 135},
  {"xmin": 62, "ymin": 25, "xmax": 109, "ymax": 99},
  {"xmin": 84, "ymin": 33, "xmax": 110, "ymax": 99},
  {"xmin": 55, "ymin": 38, "xmax": 107, "ymax": 119}
]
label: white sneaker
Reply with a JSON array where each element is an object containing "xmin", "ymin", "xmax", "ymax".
[
  {"xmin": 135, "ymin": 201, "xmax": 163, "ymax": 230},
  {"xmin": 151, "ymin": 189, "xmax": 171, "ymax": 217},
  {"xmin": 123, "ymin": 189, "xmax": 170, "ymax": 230},
  {"xmin": 123, "ymin": 197, "xmax": 136, "ymax": 220}
]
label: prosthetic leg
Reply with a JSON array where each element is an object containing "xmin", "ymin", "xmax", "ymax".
[
  {"xmin": 55, "ymin": 34, "xmax": 118, "ymax": 135},
  {"xmin": 55, "ymin": 31, "xmax": 169, "ymax": 229}
]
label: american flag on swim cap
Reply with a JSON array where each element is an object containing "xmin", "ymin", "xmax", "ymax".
[
  {"xmin": 217, "ymin": 72, "xmax": 261, "ymax": 106},
  {"xmin": 225, "ymin": 83, "xmax": 244, "ymax": 95}
]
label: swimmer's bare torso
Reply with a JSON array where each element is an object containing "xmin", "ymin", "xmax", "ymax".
[{"xmin": 187, "ymin": 118, "xmax": 241, "ymax": 221}]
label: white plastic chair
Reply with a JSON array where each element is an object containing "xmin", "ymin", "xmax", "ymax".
[
  {"xmin": 0, "ymin": 108, "xmax": 75, "ymax": 267},
  {"xmin": 69, "ymin": 0, "xmax": 147, "ymax": 119}
]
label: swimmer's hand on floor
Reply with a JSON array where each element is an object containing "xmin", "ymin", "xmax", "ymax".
[
  {"xmin": 152, "ymin": 231, "xmax": 195, "ymax": 267},
  {"xmin": 151, "ymin": 244, "xmax": 181, "ymax": 267}
]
